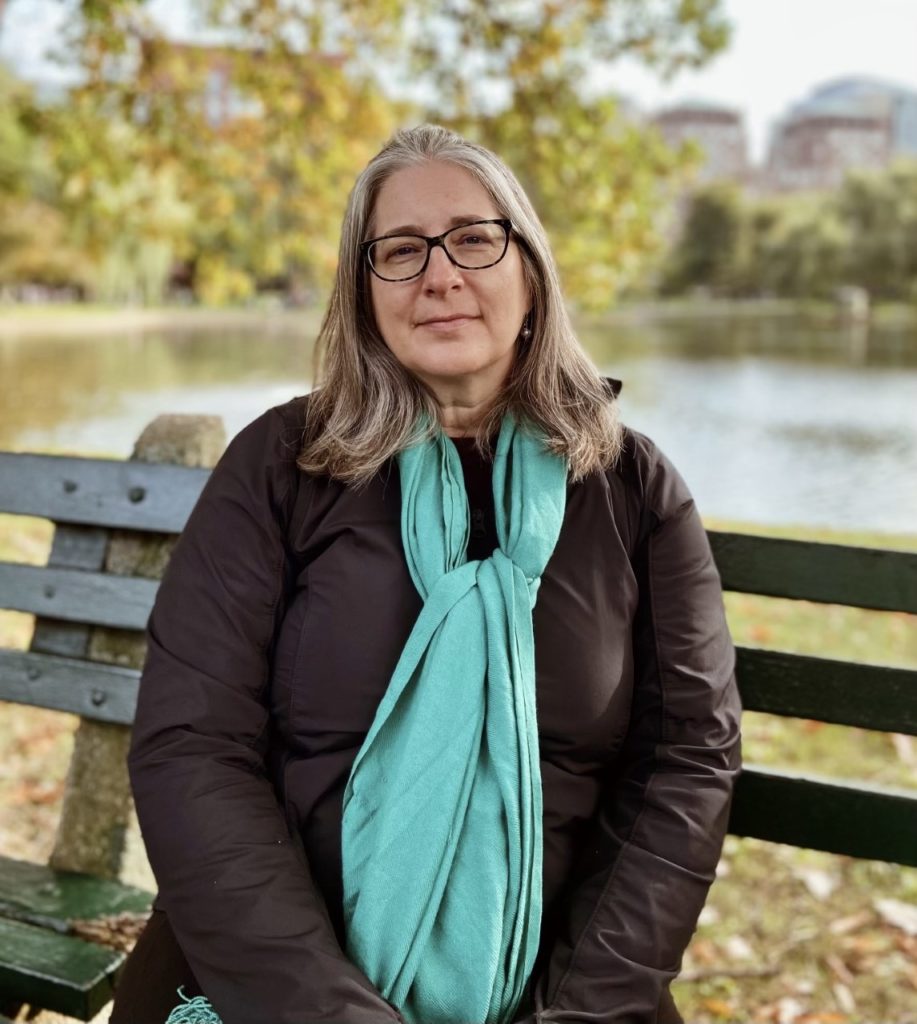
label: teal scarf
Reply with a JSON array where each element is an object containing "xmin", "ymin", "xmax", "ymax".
[
  {"xmin": 161, "ymin": 414, "xmax": 567, "ymax": 1024},
  {"xmin": 341, "ymin": 413, "xmax": 568, "ymax": 1024}
]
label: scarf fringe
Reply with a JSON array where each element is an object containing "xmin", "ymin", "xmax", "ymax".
[{"xmin": 164, "ymin": 986, "xmax": 223, "ymax": 1024}]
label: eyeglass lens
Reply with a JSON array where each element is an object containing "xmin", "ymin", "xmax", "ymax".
[{"xmin": 368, "ymin": 222, "xmax": 508, "ymax": 281}]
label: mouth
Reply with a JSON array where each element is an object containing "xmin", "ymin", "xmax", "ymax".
[{"xmin": 416, "ymin": 314, "xmax": 479, "ymax": 330}]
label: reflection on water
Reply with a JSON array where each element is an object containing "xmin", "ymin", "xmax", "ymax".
[
  {"xmin": 2, "ymin": 315, "xmax": 916, "ymax": 534},
  {"xmin": 0, "ymin": 327, "xmax": 314, "ymax": 455}
]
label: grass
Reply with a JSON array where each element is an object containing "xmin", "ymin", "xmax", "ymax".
[{"xmin": 1, "ymin": 512, "xmax": 916, "ymax": 1021}]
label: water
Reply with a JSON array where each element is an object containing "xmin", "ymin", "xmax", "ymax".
[{"xmin": 2, "ymin": 313, "xmax": 916, "ymax": 535}]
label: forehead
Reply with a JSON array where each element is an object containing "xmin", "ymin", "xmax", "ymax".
[{"xmin": 372, "ymin": 161, "xmax": 500, "ymax": 235}]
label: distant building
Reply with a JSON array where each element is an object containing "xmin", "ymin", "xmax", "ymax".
[
  {"xmin": 138, "ymin": 39, "xmax": 264, "ymax": 128},
  {"xmin": 766, "ymin": 77, "xmax": 917, "ymax": 191},
  {"xmin": 652, "ymin": 101, "xmax": 750, "ymax": 184}
]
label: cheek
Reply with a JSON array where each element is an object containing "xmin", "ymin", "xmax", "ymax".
[
  {"xmin": 369, "ymin": 282, "xmax": 400, "ymax": 345},
  {"xmin": 369, "ymin": 278, "xmax": 385, "ymax": 327}
]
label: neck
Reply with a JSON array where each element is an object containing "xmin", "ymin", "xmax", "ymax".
[
  {"xmin": 438, "ymin": 395, "xmax": 495, "ymax": 438},
  {"xmin": 423, "ymin": 369, "xmax": 510, "ymax": 439}
]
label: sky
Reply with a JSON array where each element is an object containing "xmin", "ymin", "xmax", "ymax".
[
  {"xmin": 2, "ymin": 0, "xmax": 916, "ymax": 162},
  {"xmin": 601, "ymin": 0, "xmax": 917, "ymax": 159}
]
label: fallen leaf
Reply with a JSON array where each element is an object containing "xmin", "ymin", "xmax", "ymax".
[
  {"xmin": 831, "ymin": 982, "xmax": 856, "ymax": 1014},
  {"xmin": 698, "ymin": 904, "xmax": 721, "ymax": 926},
  {"xmin": 824, "ymin": 952, "xmax": 855, "ymax": 985},
  {"xmin": 724, "ymin": 935, "xmax": 754, "ymax": 960},
  {"xmin": 874, "ymin": 898, "xmax": 917, "ymax": 936},
  {"xmin": 890, "ymin": 732, "xmax": 916, "ymax": 768},
  {"xmin": 776, "ymin": 997, "xmax": 806, "ymax": 1024},
  {"xmin": 701, "ymin": 998, "xmax": 736, "ymax": 1019},
  {"xmin": 828, "ymin": 910, "xmax": 873, "ymax": 935},
  {"xmin": 839, "ymin": 932, "xmax": 891, "ymax": 957},
  {"xmin": 689, "ymin": 937, "xmax": 720, "ymax": 965},
  {"xmin": 795, "ymin": 867, "xmax": 839, "ymax": 900}
]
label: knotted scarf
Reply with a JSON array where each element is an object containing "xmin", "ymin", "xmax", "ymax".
[
  {"xmin": 160, "ymin": 413, "xmax": 567, "ymax": 1024},
  {"xmin": 341, "ymin": 413, "xmax": 568, "ymax": 1024}
]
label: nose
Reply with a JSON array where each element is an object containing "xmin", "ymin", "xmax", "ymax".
[{"xmin": 422, "ymin": 242, "xmax": 463, "ymax": 293}]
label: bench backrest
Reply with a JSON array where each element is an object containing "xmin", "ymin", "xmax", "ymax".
[
  {"xmin": 0, "ymin": 452, "xmax": 209, "ymax": 724},
  {"xmin": 710, "ymin": 532, "xmax": 917, "ymax": 866},
  {"xmin": 1, "ymin": 451, "xmax": 916, "ymax": 865}
]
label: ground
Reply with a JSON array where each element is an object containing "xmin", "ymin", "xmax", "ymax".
[{"xmin": 1, "ymin": 514, "xmax": 915, "ymax": 1024}]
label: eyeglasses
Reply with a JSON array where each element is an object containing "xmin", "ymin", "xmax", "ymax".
[{"xmin": 361, "ymin": 218, "xmax": 513, "ymax": 282}]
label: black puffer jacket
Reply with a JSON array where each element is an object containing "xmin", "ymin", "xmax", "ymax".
[{"xmin": 128, "ymin": 389, "xmax": 742, "ymax": 1024}]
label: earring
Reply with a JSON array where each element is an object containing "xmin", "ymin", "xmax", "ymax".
[{"xmin": 520, "ymin": 314, "xmax": 532, "ymax": 340}]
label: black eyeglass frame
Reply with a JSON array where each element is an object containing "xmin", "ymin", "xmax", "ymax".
[{"xmin": 361, "ymin": 218, "xmax": 514, "ymax": 282}]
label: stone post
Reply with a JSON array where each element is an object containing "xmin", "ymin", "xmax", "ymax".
[{"xmin": 48, "ymin": 414, "xmax": 226, "ymax": 887}]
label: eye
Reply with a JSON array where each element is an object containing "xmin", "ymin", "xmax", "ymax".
[
  {"xmin": 378, "ymin": 238, "xmax": 424, "ymax": 263},
  {"xmin": 451, "ymin": 223, "xmax": 502, "ymax": 249}
]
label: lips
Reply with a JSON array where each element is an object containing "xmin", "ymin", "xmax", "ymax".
[{"xmin": 416, "ymin": 314, "xmax": 479, "ymax": 328}]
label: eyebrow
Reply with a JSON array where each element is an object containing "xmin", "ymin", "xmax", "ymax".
[{"xmin": 375, "ymin": 214, "xmax": 495, "ymax": 237}]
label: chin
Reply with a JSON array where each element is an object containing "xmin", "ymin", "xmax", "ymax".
[{"xmin": 416, "ymin": 358, "xmax": 497, "ymax": 382}]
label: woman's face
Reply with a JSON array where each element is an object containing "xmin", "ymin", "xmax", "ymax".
[{"xmin": 367, "ymin": 161, "xmax": 530, "ymax": 399}]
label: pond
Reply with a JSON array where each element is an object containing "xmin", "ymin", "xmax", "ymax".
[{"xmin": 2, "ymin": 312, "xmax": 916, "ymax": 535}]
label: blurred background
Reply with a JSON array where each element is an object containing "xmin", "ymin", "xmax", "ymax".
[
  {"xmin": 0, "ymin": 0, "xmax": 916, "ymax": 532},
  {"xmin": 1, "ymin": 2, "xmax": 916, "ymax": 1022}
]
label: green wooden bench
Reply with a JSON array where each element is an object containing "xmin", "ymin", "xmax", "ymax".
[
  {"xmin": 0, "ymin": 427, "xmax": 915, "ymax": 1018},
  {"xmin": 711, "ymin": 532, "xmax": 917, "ymax": 865},
  {"xmin": 0, "ymin": 413, "xmax": 224, "ymax": 1020}
]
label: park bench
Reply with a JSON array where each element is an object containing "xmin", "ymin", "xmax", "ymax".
[
  {"xmin": 0, "ymin": 416, "xmax": 916, "ymax": 1019},
  {"xmin": 0, "ymin": 413, "xmax": 223, "ymax": 1020}
]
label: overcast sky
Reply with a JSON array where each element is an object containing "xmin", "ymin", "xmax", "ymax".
[
  {"xmin": 602, "ymin": 0, "xmax": 917, "ymax": 158},
  {"xmin": 2, "ymin": 0, "xmax": 916, "ymax": 161}
]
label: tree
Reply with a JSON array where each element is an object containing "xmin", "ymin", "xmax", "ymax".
[
  {"xmin": 658, "ymin": 183, "xmax": 746, "ymax": 295},
  {"xmin": 4, "ymin": 0, "xmax": 731, "ymax": 305},
  {"xmin": 0, "ymin": 63, "xmax": 85, "ymax": 289},
  {"xmin": 202, "ymin": 0, "xmax": 731, "ymax": 307},
  {"xmin": 834, "ymin": 163, "xmax": 917, "ymax": 301}
]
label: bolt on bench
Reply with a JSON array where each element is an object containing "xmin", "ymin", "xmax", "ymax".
[
  {"xmin": 0, "ymin": 414, "xmax": 224, "ymax": 1020},
  {"xmin": 0, "ymin": 417, "xmax": 916, "ymax": 1019}
]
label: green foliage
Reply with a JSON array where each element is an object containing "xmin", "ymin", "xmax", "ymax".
[
  {"xmin": 0, "ymin": 65, "xmax": 85, "ymax": 287},
  {"xmin": 836, "ymin": 163, "xmax": 917, "ymax": 300},
  {"xmin": 659, "ymin": 183, "xmax": 746, "ymax": 295},
  {"xmin": 661, "ymin": 162, "xmax": 917, "ymax": 302},
  {"xmin": 0, "ymin": 0, "xmax": 732, "ymax": 306},
  {"xmin": 450, "ymin": 87, "xmax": 693, "ymax": 308},
  {"xmin": 408, "ymin": 0, "xmax": 729, "ymax": 117},
  {"xmin": 410, "ymin": 0, "xmax": 729, "ymax": 307}
]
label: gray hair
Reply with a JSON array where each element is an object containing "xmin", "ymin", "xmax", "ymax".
[{"xmin": 299, "ymin": 123, "xmax": 621, "ymax": 484}]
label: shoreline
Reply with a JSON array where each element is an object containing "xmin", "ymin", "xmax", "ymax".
[
  {"xmin": 2, "ymin": 298, "xmax": 915, "ymax": 338},
  {"xmin": 0, "ymin": 306, "xmax": 325, "ymax": 338}
]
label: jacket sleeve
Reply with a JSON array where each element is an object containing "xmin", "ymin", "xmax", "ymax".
[
  {"xmin": 128, "ymin": 406, "xmax": 403, "ymax": 1024},
  {"xmin": 525, "ymin": 435, "xmax": 742, "ymax": 1024}
]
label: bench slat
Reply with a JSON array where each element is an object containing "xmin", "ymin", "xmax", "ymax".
[
  {"xmin": 0, "ymin": 562, "xmax": 157, "ymax": 629},
  {"xmin": 0, "ymin": 452, "xmax": 209, "ymax": 533},
  {"xmin": 709, "ymin": 531, "xmax": 917, "ymax": 613},
  {"xmin": 736, "ymin": 646, "xmax": 917, "ymax": 735},
  {"xmin": 0, "ymin": 915, "xmax": 124, "ymax": 1020},
  {"xmin": 730, "ymin": 766, "xmax": 917, "ymax": 866},
  {"xmin": 0, "ymin": 650, "xmax": 139, "ymax": 724},
  {"xmin": 0, "ymin": 855, "xmax": 152, "ymax": 934}
]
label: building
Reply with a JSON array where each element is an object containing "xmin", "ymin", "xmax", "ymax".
[
  {"xmin": 652, "ymin": 101, "xmax": 750, "ymax": 184},
  {"xmin": 137, "ymin": 38, "xmax": 264, "ymax": 128},
  {"xmin": 766, "ymin": 77, "xmax": 917, "ymax": 191}
]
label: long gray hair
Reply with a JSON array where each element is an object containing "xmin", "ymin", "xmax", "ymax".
[{"xmin": 299, "ymin": 123, "xmax": 621, "ymax": 484}]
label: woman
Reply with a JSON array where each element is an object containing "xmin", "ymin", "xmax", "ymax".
[{"xmin": 111, "ymin": 124, "xmax": 741, "ymax": 1024}]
